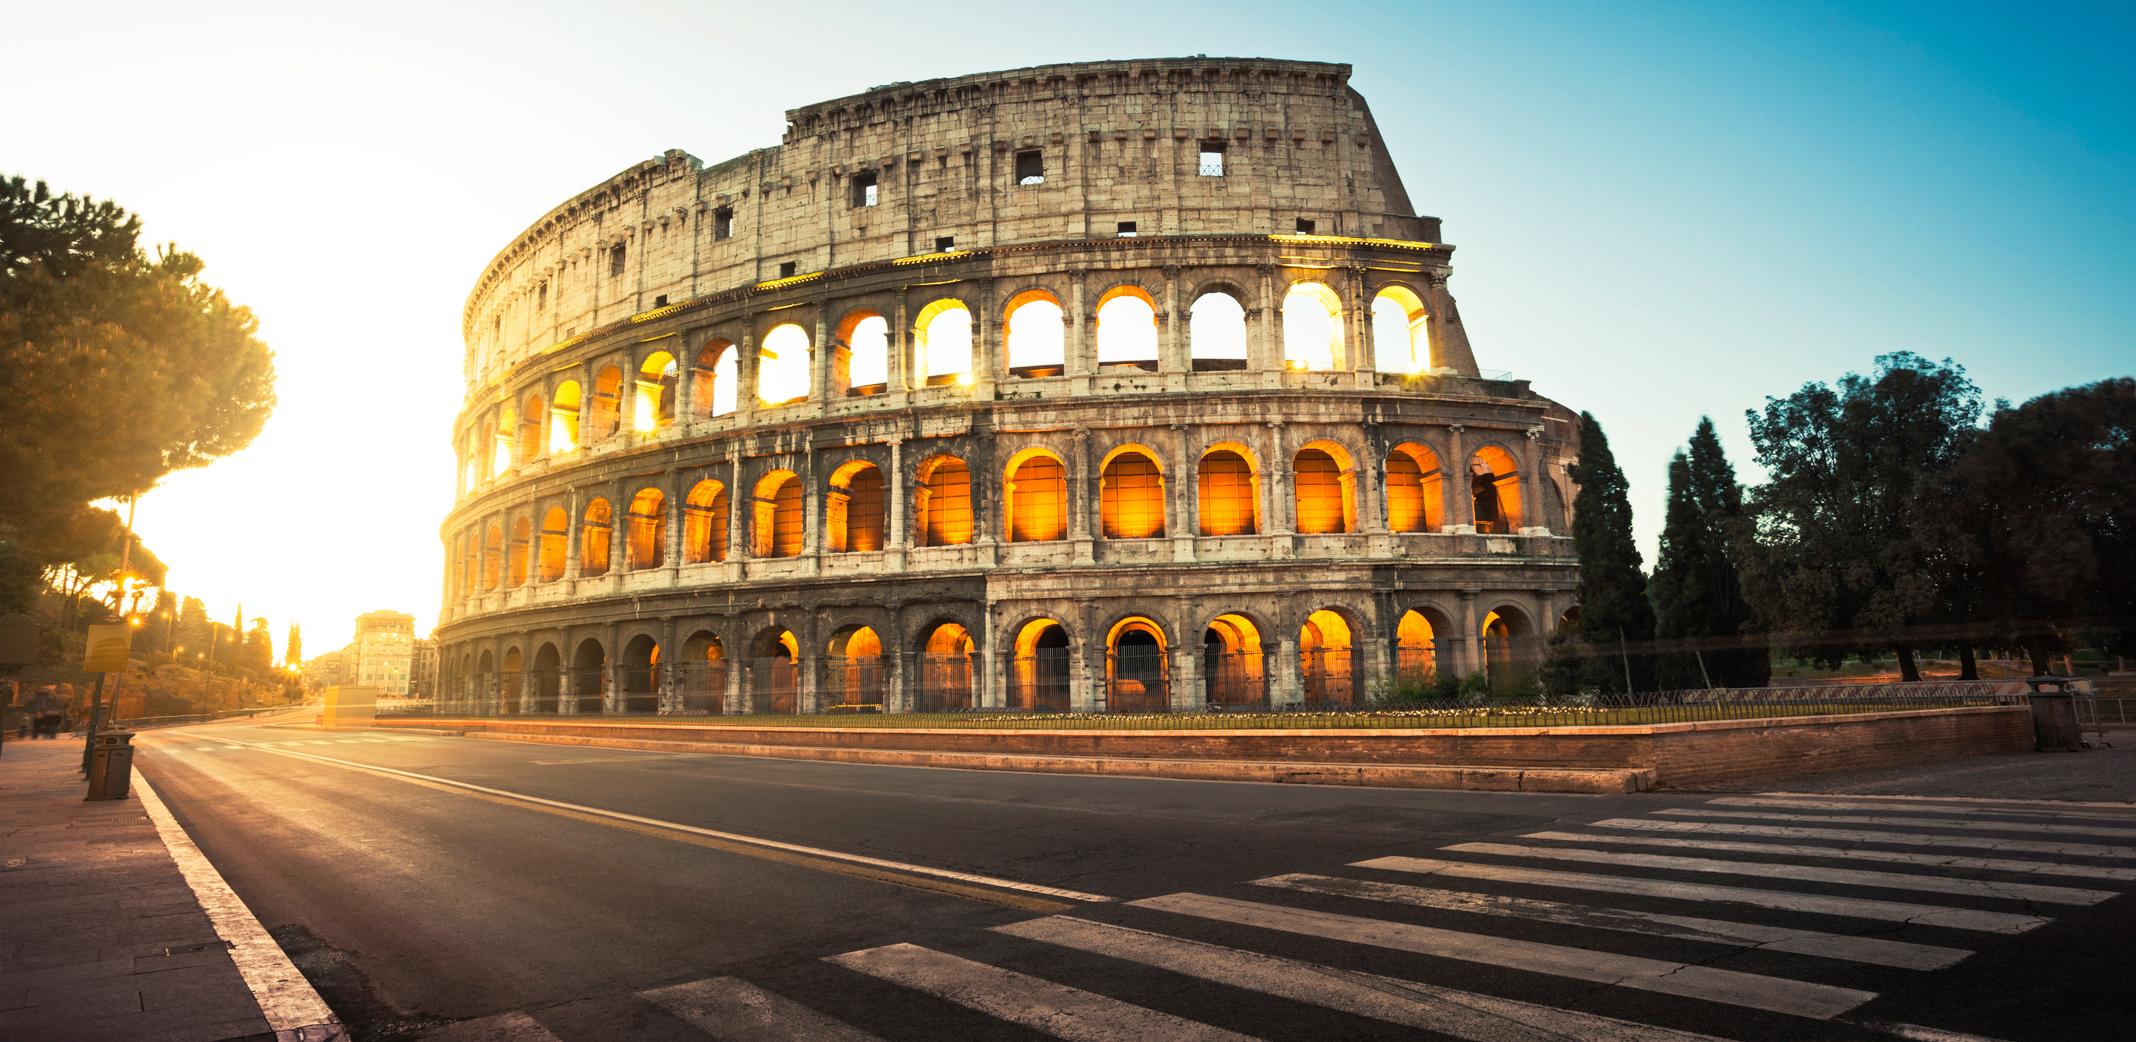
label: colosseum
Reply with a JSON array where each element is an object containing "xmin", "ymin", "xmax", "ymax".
[{"xmin": 437, "ymin": 57, "xmax": 1580, "ymax": 718}]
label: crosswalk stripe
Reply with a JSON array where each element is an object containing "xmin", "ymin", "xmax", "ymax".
[
  {"xmin": 1441, "ymin": 840, "xmax": 2115, "ymax": 905},
  {"xmin": 1130, "ymin": 892, "xmax": 1877, "ymax": 1019},
  {"xmin": 639, "ymin": 976, "xmax": 883, "ymax": 1041},
  {"xmin": 1656, "ymin": 807, "xmax": 2136, "ymax": 839},
  {"xmin": 997, "ymin": 915, "xmax": 1739, "ymax": 1041},
  {"xmin": 1352, "ymin": 857, "xmax": 2047, "ymax": 933},
  {"xmin": 1588, "ymin": 817, "xmax": 2136, "ymax": 859},
  {"xmin": 1523, "ymin": 829, "xmax": 2136, "ymax": 882},
  {"xmin": 1250, "ymin": 872, "xmax": 1971, "ymax": 970},
  {"xmin": 826, "ymin": 943, "xmax": 1263, "ymax": 1042},
  {"xmin": 1712, "ymin": 796, "xmax": 2136, "ymax": 821}
]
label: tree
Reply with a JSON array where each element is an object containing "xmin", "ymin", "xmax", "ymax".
[
  {"xmin": 1930, "ymin": 378, "xmax": 2135, "ymax": 673},
  {"xmin": 174, "ymin": 596, "xmax": 210, "ymax": 661},
  {"xmin": 0, "ymin": 176, "xmax": 276, "ymax": 567},
  {"xmin": 1741, "ymin": 353, "xmax": 1982, "ymax": 680},
  {"xmin": 285, "ymin": 622, "xmax": 303, "ymax": 666},
  {"xmin": 241, "ymin": 617, "xmax": 274, "ymax": 676},
  {"xmin": 1545, "ymin": 411, "xmax": 1656, "ymax": 694},
  {"xmin": 1651, "ymin": 419, "xmax": 1769, "ymax": 689}
]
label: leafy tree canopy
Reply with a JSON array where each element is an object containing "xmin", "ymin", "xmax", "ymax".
[{"xmin": 1549, "ymin": 411, "xmax": 1656, "ymax": 694}]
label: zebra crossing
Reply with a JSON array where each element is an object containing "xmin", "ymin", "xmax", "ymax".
[{"xmin": 606, "ymin": 792, "xmax": 2132, "ymax": 1042}]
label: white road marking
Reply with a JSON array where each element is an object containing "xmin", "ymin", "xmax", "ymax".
[
  {"xmin": 997, "ymin": 915, "xmax": 1738, "ymax": 1042},
  {"xmin": 1655, "ymin": 807, "xmax": 2136, "ymax": 839},
  {"xmin": 1250, "ymin": 872, "xmax": 1970, "ymax": 970},
  {"xmin": 826, "ymin": 942, "xmax": 1264, "ymax": 1041},
  {"xmin": 1586, "ymin": 817, "xmax": 2136, "ymax": 859},
  {"xmin": 1440, "ymin": 841, "xmax": 2115, "ymax": 905},
  {"xmin": 1129, "ymin": 892, "xmax": 1876, "ymax": 1019},
  {"xmin": 1711, "ymin": 796, "xmax": 2136, "ymax": 821},
  {"xmin": 1353, "ymin": 857, "xmax": 2047, "ymax": 933},
  {"xmin": 171, "ymin": 730, "xmax": 1113, "ymax": 904},
  {"xmin": 1843, "ymin": 1017, "xmax": 2019, "ymax": 1042},
  {"xmin": 640, "ymin": 976, "xmax": 883, "ymax": 1041},
  {"xmin": 1523, "ymin": 829, "xmax": 2136, "ymax": 882}
]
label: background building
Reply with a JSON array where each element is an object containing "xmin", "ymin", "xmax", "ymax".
[{"xmin": 352, "ymin": 610, "xmax": 417, "ymax": 696}]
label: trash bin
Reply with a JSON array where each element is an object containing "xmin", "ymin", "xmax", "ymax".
[
  {"xmin": 2025, "ymin": 676, "xmax": 2082, "ymax": 753},
  {"xmin": 85, "ymin": 731, "xmax": 135, "ymax": 801}
]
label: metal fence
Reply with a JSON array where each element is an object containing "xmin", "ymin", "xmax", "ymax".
[
  {"xmin": 672, "ymin": 661, "xmax": 728, "ymax": 713},
  {"xmin": 749, "ymin": 658, "xmax": 797, "ymax": 714},
  {"xmin": 914, "ymin": 653, "xmax": 975, "ymax": 712},
  {"xmin": 1010, "ymin": 648, "xmax": 1072, "ymax": 711},
  {"xmin": 1205, "ymin": 650, "xmax": 1267, "ymax": 709},
  {"xmin": 825, "ymin": 654, "xmax": 887, "ymax": 710},
  {"xmin": 1300, "ymin": 648, "xmax": 1353, "ymax": 707},
  {"xmin": 1107, "ymin": 647, "xmax": 1170, "ymax": 712}
]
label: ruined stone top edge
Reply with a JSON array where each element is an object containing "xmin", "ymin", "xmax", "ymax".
[{"xmin": 783, "ymin": 56, "xmax": 1355, "ymax": 122}]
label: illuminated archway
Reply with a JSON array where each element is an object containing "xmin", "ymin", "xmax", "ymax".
[
  {"xmin": 626, "ymin": 488, "xmax": 666, "ymax": 569},
  {"xmin": 678, "ymin": 631, "xmax": 725, "ymax": 713},
  {"xmin": 758, "ymin": 324, "xmax": 811, "ymax": 405},
  {"xmin": 1197, "ymin": 446, "xmax": 1259, "ymax": 536},
  {"xmin": 683, "ymin": 480, "xmax": 729, "ymax": 563},
  {"xmin": 621, "ymin": 634, "xmax": 660, "ymax": 713},
  {"xmin": 834, "ymin": 311, "xmax": 888, "ymax": 396},
  {"xmin": 1095, "ymin": 287, "xmax": 1158, "ymax": 369},
  {"xmin": 580, "ymin": 498, "xmax": 613, "ymax": 576},
  {"xmin": 914, "ymin": 456, "xmax": 973, "ymax": 546},
  {"xmin": 1189, "ymin": 291, "xmax": 1248, "ymax": 371},
  {"xmin": 507, "ymin": 516, "xmax": 531, "ymax": 586},
  {"xmin": 1385, "ymin": 443, "xmax": 1445, "ymax": 533},
  {"xmin": 1481, "ymin": 606, "xmax": 1537, "ymax": 693},
  {"xmin": 518, "ymin": 393, "xmax": 545, "ymax": 461},
  {"xmin": 538, "ymin": 507, "xmax": 568, "ymax": 581},
  {"xmin": 913, "ymin": 299, "xmax": 972, "ymax": 384},
  {"xmin": 531, "ymin": 642, "xmax": 561, "ymax": 712},
  {"xmin": 752, "ymin": 471, "xmax": 803, "ymax": 558},
  {"xmin": 550, "ymin": 380, "xmax": 582, "ymax": 450},
  {"xmin": 1010, "ymin": 618, "xmax": 1071, "ymax": 710},
  {"xmin": 827, "ymin": 625, "xmax": 885, "ymax": 707},
  {"xmin": 826, "ymin": 460, "xmax": 885, "ymax": 553},
  {"xmin": 1100, "ymin": 447, "xmax": 1165, "ymax": 539},
  {"xmin": 1299, "ymin": 608, "xmax": 1355, "ymax": 705},
  {"xmin": 482, "ymin": 525, "xmax": 502, "ymax": 589},
  {"xmin": 747, "ymin": 628, "xmax": 800, "ymax": 714},
  {"xmin": 1292, "ymin": 443, "xmax": 1356, "ymax": 534},
  {"xmin": 492, "ymin": 405, "xmax": 515, "ymax": 475},
  {"xmin": 635, "ymin": 351, "xmax": 677, "ymax": 431},
  {"xmin": 694, "ymin": 340, "xmax": 736, "ymax": 418},
  {"xmin": 1004, "ymin": 291, "xmax": 1065, "ymax": 376},
  {"xmin": 571, "ymin": 638, "xmax": 605, "ymax": 714},
  {"xmin": 1470, "ymin": 446, "xmax": 1523, "ymax": 534},
  {"xmin": 587, "ymin": 365, "xmax": 623, "ymax": 440},
  {"xmin": 1372, "ymin": 286, "xmax": 1429, "ymax": 373},
  {"xmin": 1004, "ymin": 449, "xmax": 1067, "ymax": 543},
  {"xmin": 1203, "ymin": 612, "xmax": 1266, "ymax": 706},
  {"xmin": 916, "ymin": 622, "xmax": 975, "ymax": 711},
  {"xmin": 1396, "ymin": 608, "xmax": 1440, "ymax": 681},
  {"xmin": 1282, "ymin": 282, "xmax": 1344, "ymax": 371},
  {"xmin": 1105, "ymin": 616, "xmax": 1169, "ymax": 712}
]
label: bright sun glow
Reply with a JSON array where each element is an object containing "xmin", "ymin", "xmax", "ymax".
[{"xmin": 759, "ymin": 324, "xmax": 811, "ymax": 403}]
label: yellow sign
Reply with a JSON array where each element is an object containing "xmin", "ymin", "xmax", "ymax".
[{"xmin": 83, "ymin": 625, "xmax": 133, "ymax": 672}]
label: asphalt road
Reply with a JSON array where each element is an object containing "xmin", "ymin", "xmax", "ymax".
[{"xmin": 132, "ymin": 720, "xmax": 2133, "ymax": 1042}]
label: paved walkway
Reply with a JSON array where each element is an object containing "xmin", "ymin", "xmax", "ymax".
[
  {"xmin": 1698, "ymin": 732, "xmax": 2136, "ymax": 802},
  {"xmin": 0, "ymin": 737, "xmax": 331, "ymax": 1042}
]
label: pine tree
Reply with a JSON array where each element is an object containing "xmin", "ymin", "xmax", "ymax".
[
  {"xmin": 1547, "ymin": 411, "xmax": 1656, "ymax": 694},
  {"xmin": 241, "ymin": 616, "xmax": 273, "ymax": 675},
  {"xmin": 285, "ymin": 622, "xmax": 302, "ymax": 666},
  {"xmin": 1651, "ymin": 419, "xmax": 1770, "ymax": 689}
]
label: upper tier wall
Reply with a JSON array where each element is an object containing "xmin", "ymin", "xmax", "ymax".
[{"xmin": 462, "ymin": 58, "xmax": 1432, "ymax": 393}]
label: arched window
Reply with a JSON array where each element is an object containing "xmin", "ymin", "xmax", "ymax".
[
  {"xmin": 1299, "ymin": 608, "xmax": 1355, "ymax": 705},
  {"xmin": 635, "ymin": 351, "xmax": 678, "ymax": 430},
  {"xmin": 1372, "ymin": 287, "xmax": 1429, "ymax": 373},
  {"xmin": 571, "ymin": 638, "xmax": 605, "ymax": 714},
  {"xmin": 1481, "ymin": 607, "xmax": 1536, "ymax": 692},
  {"xmin": 914, "ymin": 300, "xmax": 972, "ymax": 385},
  {"xmin": 751, "ymin": 472, "xmax": 804, "ymax": 558},
  {"xmin": 827, "ymin": 626, "xmax": 886, "ymax": 708},
  {"xmin": 538, "ymin": 507, "xmax": 568, "ymax": 580},
  {"xmin": 626, "ymin": 488, "xmax": 666, "ymax": 568},
  {"xmin": 1106, "ymin": 616, "xmax": 1168, "ymax": 712},
  {"xmin": 491, "ymin": 406, "xmax": 515, "ymax": 476},
  {"xmin": 1005, "ymin": 451, "xmax": 1066, "ymax": 542},
  {"xmin": 1396, "ymin": 609, "xmax": 1438, "ymax": 679},
  {"xmin": 1470, "ymin": 447, "xmax": 1524, "ymax": 533},
  {"xmin": 1282, "ymin": 282, "xmax": 1344, "ymax": 371},
  {"xmin": 1203, "ymin": 613, "xmax": 1265, "ymax": 706},
  {"xmin": 1189, "ymin": 291, "xmax": 1248, "ymax": 371},
  {"xmin": 834, "ymin": 313, "xmax": 888, "ymax": 396},
  {"xmin": 1293, "ymin": 446, "xmax": 1354, "ymax": 534},
  {"xmin": 915, "ymin": 456, "xmax": 973, "ymax": 546},
  {"xmin": 508, "ymin": 516, "xmax": 531, "ymax": 586},
  {"xmin": 826, "ymin": 461, "xmax": 885, "ymax": 553},
  {"xmin": 518, "ymin": 394, "xmax": 545, "ymax": 462},
  {"xmin": 915, "ymin": 622, "xmax": 975, "ymax": 711},
  {"xmin": 1101, "ymin": 449, "xmax": 1165, "ymax": 538},
  {"xmin": 758, "ymin": 324, "xmax": 811, "ymax": 405},
  {"xmin": 694, "ymin": 341, "xmax": 736, "ymax": 418},
  {"xmin": 580, "ymin": 498, "xmax": 612, "ymax": 576},
  {"xmin": 1010, "ymin": 619, "xmax": 1071, "ymax": 711},
  {"xmin": 482, "ymin": 525, "xmax": 503, "ymax": 589},
  {"xmin": 1096, "ymin": 289, "xmax": 1158, "ymax": 370},
  {"xmin": 1005, "ymin": 293, "xmax": 1065, "ymax": 377},
  {"xmin": 683, "ymin": 480, "xmax": 729, "ymax": 563},
  {"xmin": 550, "ymin": 381, "xmax": 582, "ymax": 451},
  {"xmin": 1197, "ymin": 448, "xmax": 1258, "ymax": 536},
  {"xmin": 621, "ymin": 634, "xmax": 659, "ymax": 713},
  {"xmin": 1385, "ymin": 444, "xmax": 1445, "ymax": 533},
  {"xmin": 587, "ymin": 366, "xmax": 623, "ymax": 441}
]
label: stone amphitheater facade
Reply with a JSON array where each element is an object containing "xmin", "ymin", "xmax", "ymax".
[{"xmin": 437, "ymin": 57, "xmax": 1580, "ymax": 717}]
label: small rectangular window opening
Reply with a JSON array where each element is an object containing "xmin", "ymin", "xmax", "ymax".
[
  {"xmin": 713, "ymin": 207, "xmax": 734, "ymax": 240},
  {"xmin": 537, "ymin": 283, "xmax": 547, "ymax": 310},
  {"xmin": 1015, "ymin": 150, "xmax": 1044, "ymax": 185},
  {"xmin": 852, "ymin": 170, "xmax": 879, "ymax": 208},
  {"xmin": 654, "ymin": 294, "xmax": 668, "ymax": 307},
  {"xmin": 778, "ymin": 261, "xmax": 798, "ymax": 278},
  {"xmin": 1116, "ymin": 221, "xmax": 1137, "ymax": 238},
  {"xmin": 1295, "ymin": 218, "xmax": 1317, "ymax": 234},
  {"xmin": 609, "ymin": 244, "xmax": 627, "ymax": 276},
  {"xmin": 935, "ymin": 236, "xmax": 956, "ymax": 252},
  {"xmin": 1199, "ymin": 144, "xmax": 1225, "ymax": 177}
]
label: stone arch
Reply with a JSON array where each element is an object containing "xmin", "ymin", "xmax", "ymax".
[
  {"xmin": 495, "ymin": 401, "xmax": 518, "ymax": 472},
  {"xmin": 694, "ymin": 338, "xmax": 737, "ymax": 418},
  {"xmin": 825, "ymin": 458, "xmax": 886, "ymax": 553},
  {"xmin": 1008, "ymin": 616, "xmax": 1072, "ymax": 711},
  {"xmin": 501, "ymin": 646, "xmax": 524, "ymax": 714},
  {"xmin": 751, "ymin": 470, "xmax": 803, "ymax": 558},
  {"xmin": 684, "ymin": 480, "xmax": 729, "ymax": 563},
  {"xmin": 1394, "ymin": 603, "xmax": 1452, "ymax": 682},
  {"xmin": 913, "ymin": 454, "xmax": 973, "ymax": 546},
  {"xmin": 1197, "ymin": 442, "xmax": 1260, "ymax": 536},
  {"xmin": 833, "ymin": 308, "xmax": 889, "ymax": 397},
  {"xmin": 1003, "ymin": 290, "xmax": 1066, "ymax": 375},
  {"xmin": 1282, "ymin": 280, "xmax": 1345, "ymax": 371},
  {"xmin": 518, "ymin": 392, "xmax": 546, "ymax": 461},
  {"xmin": 587, "ymin": 364, "xmax": 623, "ymax": 440},
  {"xmin": 1385, "ymin": 442, "xmax": 1445, "ymax": 533},
  {"xmin": 1094, "ymin": 284, "xmax": 1159, "ymax": 370},
  {"xmin": 1470, "ymin": 443, "xmax": 1524, "ymax": 534},
  {"xmin": 1100, "ymin": 444, "xmax": 1166, "ymax": 539},
  {"xmin": 914, "ymin": 620, "xmax": 976, "ymax": 712},
  {"xmin": 1187, "ymin": 285, "xmax": 1249, "ymax": 370},
  {"xmin": 532, "ymin": 642, "xmax": 562, "ymax": 713},
  {"xmin": 621, "ymin": 633, "xmax": 660, "ymax": 713},
  {"xmin": 626, "ymin": 487, "xmax": 667, "ymax": 569},
  {"xmin": 571, "ymin": 637, "xmax": 606, "ymax": 714},
  {"xmin": 1372, "ymin": 284, "xmax": 1430, "ymax": 373},
  {"xmin": 825, "ymin": 624, "xmax": 887, "ymax": 707},
  {"xmin": 758, "ymin": 324, "xmax": 811, "ymax": 405},
  {"xmin": 550, "ymin": 380, "xmax": 582, "ymax": 451},
  {"xmin": 1104, "ymin": 613, "xmax": 1170, "ymax": 712},
  {"xmin": 537, "ymin": 507, "xmax": 568, "ymax": 581},
  {"xmin": 1298, "ymin": 605, "xmax": 1360, "ymax": 705},
  {"xmin": 507, "ymin": 515, "xmax": 531, "ymax": 586},
  {"xmin": 1293, "ymin": 440, "xmax": 1357, "ymax": 534},
  {"xmin": 1201, "ymin": 610, "xmax": 1268, "ymax": 707},
  {"xmin": 678, "ymin": 628, "xmax": 727, "ymax": 713},
  {"xmin": 913, "ymin": 298, "xmax": 973, "ymax": 384},
  {"xmin": 482, "ymin": 524, "xmax": 503, "ymax": 589},
  {"xmin": 1481, "ymin": 601, "xmax": 1540, "ymax": 693},
  {"xmin": 635, "ymin": 350, "xmax": 679, "ymax": 430},
  {"xmin": 745, "ymin": 625, "xmax": 801, "ymax": 714},
  {"xmin": 1003, "ymin": 447, "xmax": 1067, "ymax": 543},
  {"xmin": 580, "ymin": 497, "xmax": 613, "ymax": 576}
]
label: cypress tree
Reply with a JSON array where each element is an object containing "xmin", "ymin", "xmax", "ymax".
[
  {"xmin": 1652, "ymin": 418, "xmax": 1769, "ymax": 689},
  {"xmin": 1555, "ymin": 411, "xmax": 1656, "ymax": 693}
]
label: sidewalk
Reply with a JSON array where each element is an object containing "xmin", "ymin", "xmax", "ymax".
[
  {"xmin": 1693, "ymin": 737, "xmax": 2136, "ymax": 801},
  {"xmin": 0, "ymin": 738, "xmax": 342, "ymax": 1042}
]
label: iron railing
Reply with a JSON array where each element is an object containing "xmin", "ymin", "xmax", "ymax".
[
  {"xmin": 913, "ymin": 653, "xmax": 975, "ymax": 713},
  {"xmin": 1106, "ymin": 647, "xmax": 1169, "ymax": 712},
  {"xmin": 1205, "ymin": 650, "xmax": 1267, "ymax": 709},
  {"xmin": 1009, "ymin": 648, "xmax": 1072, "ymax": 711}
]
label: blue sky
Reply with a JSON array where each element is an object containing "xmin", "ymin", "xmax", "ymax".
[{"xmin": 6, "ymin": 0, "xmax": 2128, "ymax": 641}]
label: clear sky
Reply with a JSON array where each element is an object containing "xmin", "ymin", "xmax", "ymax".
[{"xmin": 7, "ymin": 0, "xmax": 2128, "ymax": 648}]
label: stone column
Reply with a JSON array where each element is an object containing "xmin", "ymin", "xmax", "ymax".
[
  {"xmin": 660, "ymin": 616, "xmax": 681, "ymax": 712},
  {"xmin": 735, "ymin": 330, "xmax": 759, "ymax": 427},
  {"xmin": 802, "ymin": 441, "xmax": 821, "ymax": 575},
  {"xmin": 1070, "ymin": 428, "xmax": 1095, "ymax": 565},
  {"xmin": 602, "ymin": 621, "xmax": 622, "ymax": 714},
  {"xmin": 891, "ymin": 291, "xmax": 911, "ymax": 405},
  {"xmin": 1173, "ymin": 595, "xmax": 1199, "ymax": 710},
  {"xmin": 1445, "ymin": 424, "xmax": 1473, "ymax": 533},
  {"xmin": 885, "ymin": 435, "xmax": 907, "ymax": 572},
  {"xmin": 726, "ymin": 449, "xmax": 748, "ymax": 578},
  {"xmin": 1266, "ymin": 421, "xmax": 1292, "ymax": 557},
  {"xmin": 973, "ymin": 278, "xmax": 998, "ymax": 401},
  {"xmin": 1067, "ymin": 269, "xmax": 1090, "ymax": 394},
  {"xmin": 1457, "ymin": 589, "xmax": 1480, "ymax": 679},
  {"xmin": 1521, "ymin": 425, "xmax": 1546, "ymax": 535},
  {"xmin": 1348, "ymin": 266, "xmax": 1375, "ymax": 381},
  {"xmin": 1170, "ymin": 423, "xmax": 1195, "ymax": 562},
  {"xmin": 1360, "ymin": 424, "xmax": 1388, "ymax": 535},
  {"xmin": 675, "ymin": 339, "xmax": 697, "ymax": 429},
  {"xmin": 1423, "ymin": 270, "xmax": 1480, "ymax": 376},
  {"xmin": 1079, "ymin": 599, "xmax": 1101, "ymax": 712},
  {"xmin": 1160, "ymin": 264, "xmax": 1185, "ymax": 390},
  {"xmin": 608, "ymin": 484, "xmax": 629, "ymax": 583},
  {"xmin": 1254, "ymin": 263, "xmax": 1278, "ymax": 387},
  {"xmin": 663, "ymin": 470, "xmax": 683, "ymax": 581}
]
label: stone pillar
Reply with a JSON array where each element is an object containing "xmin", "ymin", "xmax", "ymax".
[
  {"xmin": 1070, "ymin": 428, "xmax": 1095, "ymax": 565},
  {"xmin": 1173, "ymin": 595, "xmax": 1199, "ymax": 710},
  {"xmin": 973, "ymin": 278, "xmax": 998, "ymax": 401},
  {"xmin": 663, "ymin": 470, "xmax": 683, "ymax": 580},
  {"xmin": 602, "ymin": 622, "xmax": 622, "ymax": 714},
  {"xmin": 1457, "ymin": 589, "xmax": 1480, "ymax": 680},
  {"xmin": 810, "ymin": 307, "xmax": 831, "ymax": 414},
  {"xmin": 1067, "ymin": 269, "xmax": 1090, "ymax": 394},
  {"xmin": 726, "ymin": 450, "xmax": 748, "ymax": 576},
  {"xmin": 660, "ymin": 617, "xmax": 681, "ymax": 712},
  {"xmin": 1266, "ymin": 421, "xmax": 1292, "ymax": 556},
  {"xmin": 735, "ymin": 330, "xmax": 759, "ymax": 427},
  {"xmin": 1079, "ymin": 599, "xmax": 1101, "ymax": 712},
  {"xmin": 1445, "ymin": 424, "xmax": 1472, "ymax": 533},
  {"xmin": 1521, "ymin": 425, "xmax": 1546, "ymax": 535},
  {"xmin": 1170, "ymin": 424, "xmax": 1195, "ymax": 562},
  {"xmin": 891, "ymin": 291, "xmax": 911, "ymax": 405},
  {"xmin": 885, "ymin": 435, "xmax": 907, "ymax": 571},
  {"xmin": 1423, "ymin": 270, "xmax": 1480, "ymax": 376},
  {"xmin": 1360, "ymin": 424, "xmax": 1388, "ymax": 535},
  {"xmin": 1348, "ymin": 266, "xmax": 1375, "ymax": 380},
  {"xmin": 1254, "ymin": 263, "xmax": 1278, "ymax": 387},
  {"xmin": 1160, "ymin": 264, "xmax": 1185, "ymax": 390},
  {"xmin": 802, "ymin": 441, "xmax": 821, "ymax": 575},
  {"xmin": 608, "ymin": 484, "xmax": 629, "ymax": 583}
]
